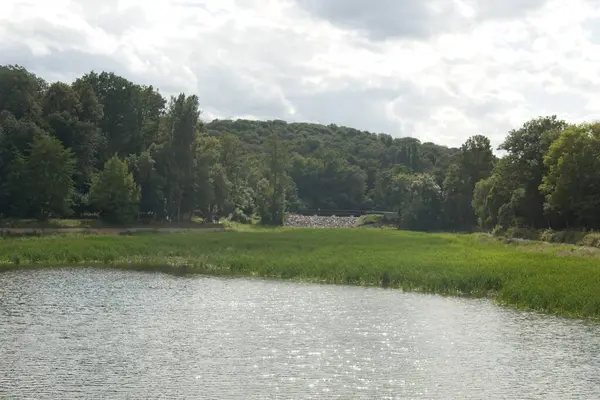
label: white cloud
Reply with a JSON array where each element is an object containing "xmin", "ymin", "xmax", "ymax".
[{"xmin": 1, "ymin": 0, "xmax": 600, "ymax": 149}]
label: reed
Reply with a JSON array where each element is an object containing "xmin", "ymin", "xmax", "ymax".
[{"xmin": 1, "ymin": 228, "xmax": 599, "ymax": 319}]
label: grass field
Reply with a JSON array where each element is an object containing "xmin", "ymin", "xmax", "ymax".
[
  {"xmin": 0, "ymin": 217, "xmax": 210, "ymax": 229},
  {"xmin": 1, "ymin": 227, "xmax": 599, "ymax": 319}
]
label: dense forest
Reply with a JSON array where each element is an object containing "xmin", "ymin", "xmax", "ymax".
[{"xmin": 0, "ymin": 65, "xmax": 597, "ymax": 231}]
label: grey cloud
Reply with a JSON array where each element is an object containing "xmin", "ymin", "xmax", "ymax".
[
  {"xmin": 0, "ymin": 44, "xmax": 189, "ymax": 96},
  {"xmin": 518, "ymin": 84, "xmax": 589, "ymax": 117},
  {"xmin": 195, "ymin": 65, "xmax": 294, "ymax": 120},
  {"xmin": 295, "ymin": 0, "xmax": 458, "ymax": 40},
  {"xmin": 295, "ymin": 0, "xmax": 548, "ymax": 40},
  {"xmin": 1, "ymin": 0, "xmax": 585, "ymax": 150},
  {"xmin": 474, "ymin": 0, "xmax": 549, "ymax": 19},
  {"xmin": 2, "ymin": 18, "xmax": 91, "ymax": 52},
  {"xmin": 287, "ymin": 86, "xmax": 409, "ymax": 136},
  {"xmin": 94, "ymin": 5, "xmax": 150, "ymax": 36},
  {"xmin": 0, "ymin": 45, "xmax": 125, "ymax": 82},
  {"xmin": 171, "ymin": 1, "xmax": 205, "ymax": 7},
  {"xmin": 0, "ymin": 41, "xmax": 523, "ymax": 146}
]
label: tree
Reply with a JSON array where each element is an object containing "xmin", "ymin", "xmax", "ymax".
[
  {"xmin": 183, "ymin": 135, "xmax": 223, "ymax": 221},
  {"xmin": 42, "ymin": 82, "xmax": 103, "ymax": 199},
  {"xmin": 540, "ymin": 123, "xmax": 600, "ymax": 229},
  {"xmin": 89, "ymin": 155, "xmax": 141, "ymax": 223},
  {"xmin": 382, "ymin": 172, "xmax": 442, "ymax": 231},
  {"xmin": 442, "ymin": 163, "xmax": 469, "ymax": 229},
  {"xmin": 0, "ymin": 65, "xmax": 45, "ymax": 122},
  {"xmin": 162, "ymin": 94, "xmax": 201, "ymax": 221},
  {"xmin": 0, "ymin": 113, "xmax": 49, "ymax": 216},
  {"xmin": 73, "ymin": 71, "xmax": 165, "ymax": 163},
  {"xmin": 211, "ymin": 163, "xmax": 231, "ymax": 218},
  {"xmin": 10, "ymin": 64, "xmax": 600, "ymax": 234},
  {"xmin": 472, "ymin": 157, "xmax": 521, "ymax": 230},
  {"xmin": 460, "ymin": 135, "xmax": 494, "ymax": 184},
  {"xmin": 499, "ymin": 116, "xmax": 567, "ymax": 228},
  {"xmin": 374, "ymin": 164, "xmax": 412, "ymax": 210},
  {"xmin": 21, "ymin": 135, "xmax": 76, "ymax": 219},
  {"xmin": 127, "ymin": 150, "xmax": 165, "ymax": 219},
  {"xmin": 216, "ymin": 133, "xmax": 256, "ymax": 217},
  {"xmin": 442, "ymin": 135, "xmax": 494, "ymax": 230},
  {"xmin": 258, "ymin": 134, "xmax": 289, "ymax": 225},
  {"xmin": 290, "ymin": 150, "xmax": 366, "ymax": 210}
]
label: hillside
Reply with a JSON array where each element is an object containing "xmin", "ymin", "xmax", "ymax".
[{"xmin": 204, "ymin": 118, "xmax": 460, "ymax": 211}]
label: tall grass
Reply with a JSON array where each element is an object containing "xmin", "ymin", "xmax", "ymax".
[
  {"xmin": 498, "ymin": 226, "xmax": 600, "ymax": 249},
  {"xmin": 1, "ymin": 228, "xmax": 599, "ymax": 319}
]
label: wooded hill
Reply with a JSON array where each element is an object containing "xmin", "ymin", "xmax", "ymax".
[{"xmin": 0, "ymin": 65, "xmax": 596, "ymax": 231}]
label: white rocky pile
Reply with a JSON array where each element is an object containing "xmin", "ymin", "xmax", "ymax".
[{"xmin": 285, "ymin": 214, "xmax": 359, "ymax": 228}]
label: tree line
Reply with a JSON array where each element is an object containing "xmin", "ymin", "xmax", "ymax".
[{"xmin": 0, "ymin": 65, "xmax": 596, "ymax": 231}]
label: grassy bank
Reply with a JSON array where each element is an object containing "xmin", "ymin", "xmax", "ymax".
[
  {"xmin": 498, "ymin": 227, "xmax": 600, "ymax": 248},
  {"xmin": 1, "ymin": 228, "xmax": 599, "ymax": 319}
]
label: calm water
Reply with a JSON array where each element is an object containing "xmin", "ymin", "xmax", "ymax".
[{"xmin": 1, "ymin": 269, "xmax": 599, "ymax": 399}]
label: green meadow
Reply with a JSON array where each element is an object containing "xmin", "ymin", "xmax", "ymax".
[{"xmin": 1, "ymin": 227, "xmax": 599, "ymax": 319}]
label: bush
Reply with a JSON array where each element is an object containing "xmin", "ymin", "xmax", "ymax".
[
  {"xmin": 540, "ymin": 229, "xmax": 586, "ymax": 244},
  {"xmin": 491, "ymin": 225, "xmax": 506, "ymax": 237},
  {"xmin": 231, "ymin": 208, "xmax": 251, "ymax": 224},
  {"xmin": 497, "ymin": 227, "xmax": 600, "ymax": 248},
  {"xmin": 580, "ymin": 232, "xmax": 600, "ymax": 248},
  {"xmin": 358, "ymin": 214, "xmax": 384, "ymax": 226},
  {"xmin": 504, "ymin": 227, "xmax": 540, "ymax": 240}
]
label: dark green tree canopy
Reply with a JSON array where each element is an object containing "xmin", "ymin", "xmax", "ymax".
[{"xmin": 0, "ymin": 65, "xmax": 596, "ymax": 231}]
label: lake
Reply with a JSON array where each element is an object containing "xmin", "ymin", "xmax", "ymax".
[{"xmin": 1, "ymin": 268, "xmax": 599, "ymax": 399}]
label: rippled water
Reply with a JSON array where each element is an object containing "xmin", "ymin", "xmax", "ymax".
[{"xmin": 1, "ymin": 269, "xmax": 599, "ymax": 399}]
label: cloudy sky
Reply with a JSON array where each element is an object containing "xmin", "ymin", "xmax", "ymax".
[{"xmin": 1, "ymin": 0, "xmax": 600, "ymax": 148}]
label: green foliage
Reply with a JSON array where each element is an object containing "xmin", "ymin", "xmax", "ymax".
[
  {"xmin": 472, "ymin": 159, "xmax": 515, "ymax": 230},
  {"xmin": 579, "ymin": 232, "xmax": 600, "ymax": 248},
  {"xmin": 290, "ymin": 154, "xmax": 366, "ymax": 209},
  {"xmin": 498, "ymin": 116, "xmax": 567, "ymax": 228},
  {"xmin": 206, "ymin": 119, "xmax": 457, "ymax": 209},
  {"xmin": 539, "ymin": 229, "xmax": 584, "ymax": 244},
  {"xmin": 19, "ymin": 134, "xmax": 76, "ymax": 219},
  {"xmin": 0, "ymin": 65, "xmax": 464, "ymax": 227},
  {"xmin": 231, "ymin": 208, "xmax": 252, "ymax": 224},
  {"xmin": 257, "ymin": 134, "xmax": 289, "ymax": 225},
  {"xmin": 357, "ymin": 214, "xmax": 384, "ymax": 226},
  {"xmin": 89, "ymin": 156, "xmax": 141, "ymax": 223},
  {"xmin": 541, "ymin": 123, "xmax": 600, "ymax": 228},
  {"xmin": 395, "ymin": 173, "xmax": 442, "ymax": 231},
  {"xmin": 442, "ymin": 135, "xmax": 495, "ymax": 230},
  {"xmin": 73, "ymin": 71, "xmax": 165, "ymax": 162},
  {"xmin": 42, "ymin": 81, "xmax": 102, "ymax": 193},
  {"xmin": 2, "ymin": 229, "xmax": 600, "ymax": 318},
  {"xmin": 1, "ymin": 65, "xmax": 600, "ymax": 234},
  {"xmin": 0, "ymin": 65, "xmax": 45, "ymax": 122},
  {"xmin": 162, "ymin": 93, "xmax": 202, "ymax": 221}
]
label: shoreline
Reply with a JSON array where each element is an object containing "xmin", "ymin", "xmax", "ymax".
[
  {"xmin": 1, "ymin": 228, "xmax": 599, "ymax": 320},
  {"xmin": 0, "ymin": 261, "xmax": 588, "ymax": 321}
]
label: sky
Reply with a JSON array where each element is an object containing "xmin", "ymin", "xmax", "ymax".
[{"xmin": 1, "ymin": 0, "xmax": 600, "ymax": 148}]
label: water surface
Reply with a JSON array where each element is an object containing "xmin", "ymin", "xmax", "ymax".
[{"xmin": 1, "ymin": 268, "xmax": 599, "ymax": 399}]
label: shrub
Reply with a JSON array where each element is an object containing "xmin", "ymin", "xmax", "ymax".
[
  {"xmin": 504, "ymin": 227, "xmax": 540, "ymax": 240},
  {"xmin": 231, "ymin": 208, "xmax": 251, "ymax": 224},
  {"xmin": 579, "ymin": 232, "xmax": 600, "ymax": 248},
  {"xmin": 358, "ymin": 214, "xmax": 384, "ymax": 226}
]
